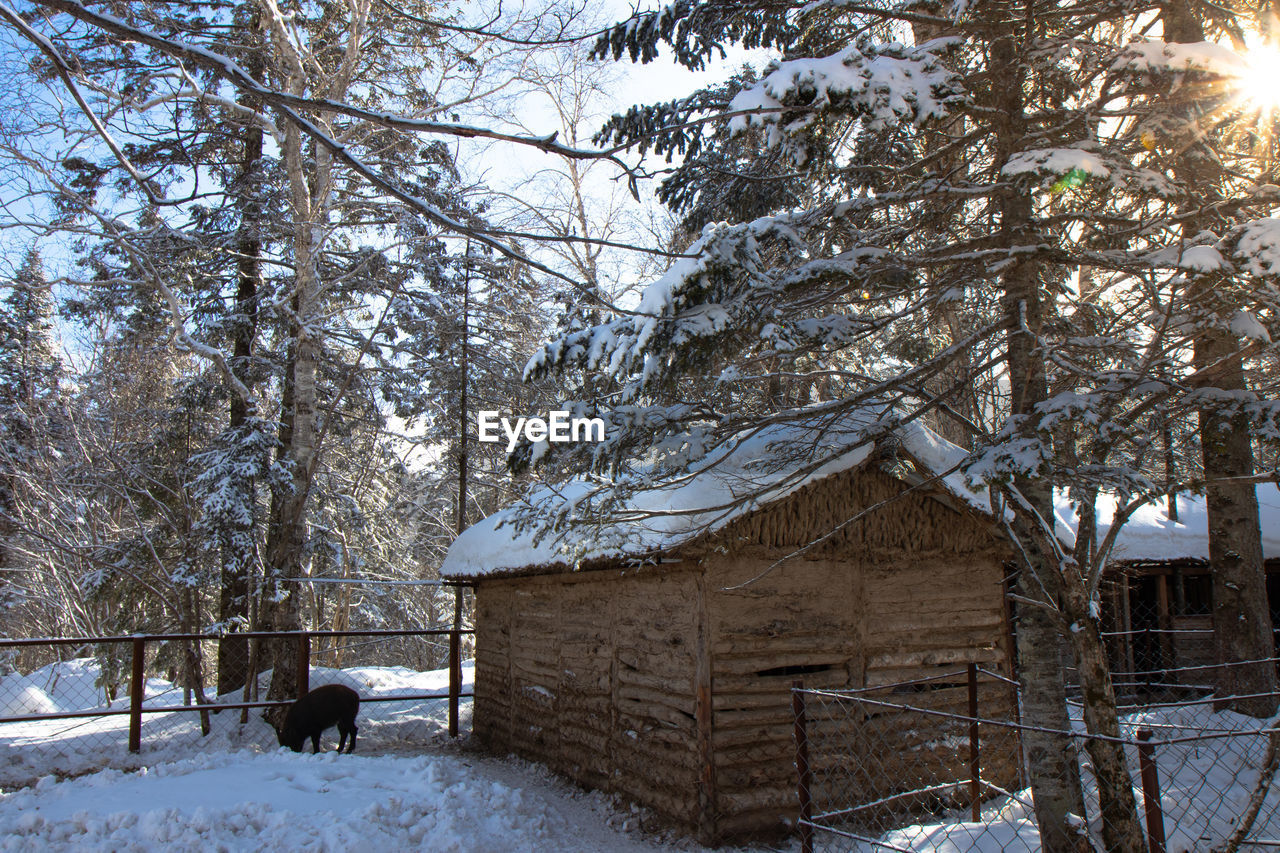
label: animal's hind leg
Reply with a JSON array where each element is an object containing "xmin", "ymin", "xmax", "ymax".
[
  {"xmin": 340, "ymin": 723, "xmax": 357, "ymax": 753},
  {"xmin": 311, "ymin": 734, "xmax": 320, "ymax": 754}
]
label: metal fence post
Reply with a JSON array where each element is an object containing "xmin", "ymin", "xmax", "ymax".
[
  {"xmin": 1137, "ymin": 728, "xmax": 1167, "ymax": 853},
  {"xmin": 128, "ymin": 636, "xmax": 145, "ymax": 753},
  {"xmin": 968, "ymin": 662, "xmax": 981, "ymax": 822},
  {"xmin": 448, "ymin": 585, "xmax": 462, "ymax": 738},
  {"xmin": 793, "ymin": 679, "xmax": 813, "ymax": 853},
  {"xmin": 296, "ymin": 631, "xmax": 310, "ymax": 700}
]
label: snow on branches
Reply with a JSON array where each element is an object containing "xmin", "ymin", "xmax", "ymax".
[
  {"xmin": 1226, "ymin": 219, "xmax": 1280, "ymax": 279},
  {"xmin": 1111, "ymin": 40, "xmax": 1248, "ymax": 76},
  {"xmin": 727, "ymin": 39, "xmax": 961, "ymax": 160}
]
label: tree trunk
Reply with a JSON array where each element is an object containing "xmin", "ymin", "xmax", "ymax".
[
  {"xmin": 217, "ymin": 67, "xmax": 264, "ymax": 698},
  {"xmin": 1162, "ymin": 0, "xmax": 1278, "ymax": 717},
  {"xmin": 181, "ymin": 587, "xmax": 211, "ymax": 736},
  {"xmin": 261, "ymin": 309, "xmax": 315, "ymax": 718},
  {"xmin": 991, "ymin": 29, "xmax": 1089, "ymax": 851},
  {"xmin": 458, "ymin": 251, "xmax": 469, "ymax": 535},
  {"xmin": 1061, "ymin": 579, "xmax": 1145, "ymax": 853},
  {"xmin": 262, "ymin": 300, "xmax": 316, "ymax": 716},
  {"xmin": 1008, "ymin": 501, "xmax": 1090, "ymax": 853},
  {"xmin": 262, "ymin": 110, "xmax": 327, "ymax": 720},
  {"xmin": 1197, "ymin": 331, "xmax": 1278, "ymax": 716}
]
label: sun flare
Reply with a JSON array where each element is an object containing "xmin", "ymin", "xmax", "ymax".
[{"xmin": 1239, "ymin": 46, "xmax": 1280, "ymax": 113}]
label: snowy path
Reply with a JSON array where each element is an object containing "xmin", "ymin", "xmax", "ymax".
[
  {"xmin": 0, "ymin": 746, "xmax": 735, "ymax": 852},
  {"xmin": 2, "ymin": 658, "xmax": 774, "ymax": 852}
]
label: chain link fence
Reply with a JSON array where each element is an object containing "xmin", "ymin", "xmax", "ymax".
[
  {"xmin": 0, "ymin": 628, "xmax": 472, "ymax": 788},
  {"xmin": 793, "ymin": 660, "xmax": 1280, "ymax": 852},
  {"xmin": 1101, "ymin": 570, "xmax": 1280, "ymax": 707}
]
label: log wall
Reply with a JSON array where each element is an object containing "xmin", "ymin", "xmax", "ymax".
[
  {"xmin": 705, "ymin": 553, "xmax": 862, "ymax": 838},
  {"xmin": 473, "ymin": 564, "xmax": 706, "ymax": 831},
  {"xmin": 1171, "ymin": 614, "xmax": 1215, "ymax": 683},
  {"xmin": 704, "ymin": 468, "xmax": 1014, "ymax": 838},
  {"xmin": 472, "ymin": 466, "xmax": 1014, "ymax": 843}
]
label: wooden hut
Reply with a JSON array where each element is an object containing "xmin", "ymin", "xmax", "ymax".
[
  {"xmin": 441, "ymin": 413, "xmax": 1018, "ymax": 843},
  {"xmin": 1081, "ymin": 491, "xmax": 1280, "ymax": 686}
]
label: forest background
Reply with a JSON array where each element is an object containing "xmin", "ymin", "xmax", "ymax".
[{"xmin": 2, "ymin": 2, "xmax": 1280, "ymax": 849}]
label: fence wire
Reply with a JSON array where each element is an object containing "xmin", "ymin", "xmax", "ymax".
[
  {"xmin": 794, "ymin": 660, "xmax": 1280, "ymax": 853},
  {"xmin": 0, "ymin": 629, "xmax": 471, "ymax": 789}
]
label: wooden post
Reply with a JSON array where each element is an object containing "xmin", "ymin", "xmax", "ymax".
[
  {"xmin": 449, "ymin": 585, "xmax": 462, "ymax": 737},
  {"xmin": 793, "ymin": 680, "xmax": 813, "ymax": 853},
  {"xmin": 1137, "ymin": 728, "xmax": 1167, "ymax": 853},
  {"xmin": 1121, "ymin": 574, "xmax": 1136, "ymax": 678},
  {"xmin": 1156, "ymin": 573, "xmax": 1175, "ymax": 672},
  {"xmin": 1002, "ymin": 573, "xmax": 1028, "ymax": 791},
  {"xmin": 128, "ymin": 636, "xmax": 145, "ymax": 753},
  {"xmin": 296, "ymin": 632, "xmax": 310, "ymax": 700},
  {"xmin": 968, "ymin": 662, "xmax": 981, "ymax": 822}
]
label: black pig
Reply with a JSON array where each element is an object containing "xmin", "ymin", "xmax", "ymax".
[{"xmin": 275, "ymin": 684, "xmax": 359, "ymax": 754}]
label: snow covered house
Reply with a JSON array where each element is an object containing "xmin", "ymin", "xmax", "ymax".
[
  {"xmin": 440, "ymin": 412, "xmax": 1019, "ymax": 843},
  {"xmin": 1076, "ymin": 491, "xmax": 1280, "ymax": 684}
]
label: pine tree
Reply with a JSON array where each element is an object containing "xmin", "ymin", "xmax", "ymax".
[
  {"xmin": 0, "ymin": 249, "xmax": 60, "ymax": 604},
  {"xmin": 1159, "ymin": 0, "xmax": 1278, "ymax": 717},
  {"xmin": 522, "ymin": 1, "xmax": 1278, "ymax": 846}
]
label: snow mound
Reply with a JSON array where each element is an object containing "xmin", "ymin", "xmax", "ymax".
[
  {"xmin": 1, "ymin": 658, "xmax": 115, "ymax": 712},
  {"xmin": 0, "ymin": 752, "xmax": 572, "ymax": 852},
  {"xmin": 0, "ymin": 740, "xmax": 690, "ymax": 851},
  {"xmin": 1, "ymin": 686, "xmax": 59, "ymax": 716}
]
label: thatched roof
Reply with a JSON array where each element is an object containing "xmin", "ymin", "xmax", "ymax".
[
  {"xmin": 442, "ymin": 398, "xmax": 1280, "ymax": 580},
  {"xmin": 441, "ymin": 408, "xmax": 987, "ymax": 579}
]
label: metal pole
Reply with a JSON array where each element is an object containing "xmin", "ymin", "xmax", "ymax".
[
  {"xmin": 793, "ymin": 679, "xmax": 813, "ymax": 853},
  {"xmin": 457, "ymin": 243, "xmax": 470, "ymax": 539},
  {"xmin": 1137, "ymin": 728, "xmax": 1167, "ymax": 853},
  {"xmin": 296, "ymin": 632, "xmax": 310, "ymax": 700},
  {"xmin": 449, "ymin": 586, "xmax": 462, "ymax": 738},
  {"xmin": 968, "ymin": 662, "xmax": 981, "ymax": 822},
  {"xmin": 452, "ymin": 251, "xmax": 470, "ymax": 741},
  {"xmin": 128, "ymin": 636, "xmax": 145, "ymax": 753}
]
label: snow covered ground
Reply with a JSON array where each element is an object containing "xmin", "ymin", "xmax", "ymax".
[
  {"xmin": 827, "ymin": 702, "xmax": 1280, "ymax": 853},
  {"xmin": 8, "ymin": 657, "xmax": 1274, "ymax": 852},
  {"xmin": 0, "ymin": 657, "xmax": 479, "ymax": 789},
  {"xmin": 0, "ymin": 750, "xmax": 726, "ymax": 852},
  {"xmin": 0, "ymin": 658, "xmax": 742, "ymax": 852}
]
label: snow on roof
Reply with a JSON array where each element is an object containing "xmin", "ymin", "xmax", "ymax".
[
  {"xmin": 1055, "ymin": 486, "xmax": 1280, "ymax": 564},
  {"xmin": 442, "ymin": 406, "xmax": 1280, "ymax": 579},
  {"xmin": 440, "ymin": 409, "xmax": 987, "ymax": 579}
]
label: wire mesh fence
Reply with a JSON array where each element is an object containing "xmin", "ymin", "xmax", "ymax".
[
  {"xmin": 1101, "ymin": 569, "xmax": 1280, "ymax": 707},
  {"xmin": 793, "ymin": 660, "xmax": 1280, "ymax": 853},
  {"xmin": 0, "ymin": 628, "xmax": 472, "ymax": 788}
]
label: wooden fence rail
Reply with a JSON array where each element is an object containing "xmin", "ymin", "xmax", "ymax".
[{"xmin": 0, "ymin": 627, "xmax": 474, "ymax": 753}]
